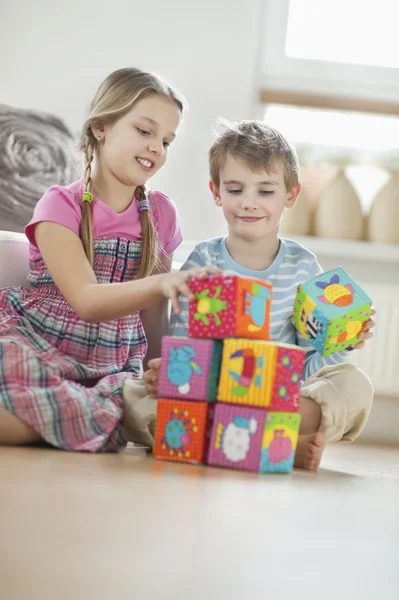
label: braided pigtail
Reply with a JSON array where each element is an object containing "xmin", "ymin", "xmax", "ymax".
[
  {"xmin": 135, "ymin": 185, "xmax": 159, "ymax": 279},
  {"xmin": 81, "ymin": 129, "xmax": 95, "ymax": 265}
]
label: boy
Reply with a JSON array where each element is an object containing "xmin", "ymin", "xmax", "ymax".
[{"xmin": 142, "ymin": 120, "xmax": 375, "ymax": 470}]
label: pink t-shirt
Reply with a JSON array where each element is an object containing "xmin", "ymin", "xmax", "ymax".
[{"xmin": 25, "ymin": 179, "xmax": 183, "ymax": 261}]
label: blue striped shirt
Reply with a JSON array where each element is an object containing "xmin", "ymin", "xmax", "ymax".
[{"xmin": 169, "ymin": 236, "xmax": 351, "ymax": 381}]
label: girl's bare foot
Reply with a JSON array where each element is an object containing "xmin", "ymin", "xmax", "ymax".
[{"xmin": 294, "ymin": 432, "xmax": 325, "ymax": 471}]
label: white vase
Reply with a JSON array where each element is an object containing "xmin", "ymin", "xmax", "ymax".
[
  {"xmin": 279, "ymin": 188, "xmax": 311, "ymax": 236},
  {"xmin": 315, "ymin": 170, "xmax": 363, "ymax": 240},
  {"xmin": 367, "ymin": 171, "xmax": 399, "ymax": 244}
]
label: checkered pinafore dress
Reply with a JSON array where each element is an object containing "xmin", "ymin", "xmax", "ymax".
[{"xmin": 0, "ymin": 193, "xmax": 160, "ymax": 452}]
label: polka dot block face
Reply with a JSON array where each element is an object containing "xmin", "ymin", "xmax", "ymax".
[
  {"xmin": 188, "ymin": 275, "xmax": 272, "ymax": 341},
  {"xmin": 154, "ymin": 400, "xmax": 213, "ymax": 464},
  {"xmin": 217, "ymin": 339, "xmax": 305, "ymax": 412},
  {"xmin": 292, "ymin": 266, "xmax": 372, "ymax": 356},
  {"xmin": 271, "ymin": 345, "xmax": 306, "ymax": 412}
]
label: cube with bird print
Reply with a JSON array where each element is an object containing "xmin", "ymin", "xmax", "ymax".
[
  {"xmin": 188, "ymin": 275, "xmax": 272, "ymax": 340},
  {"xmin": 217, "ymin": 338, "xmax": 305, "ymax": 411},
  {"xmin": 158, "ymin": 336, "xmax": 222, "ymax": 402},
  {"xmin": 292, "ymin": 266, "xmax": 372, "ymax": 356}
]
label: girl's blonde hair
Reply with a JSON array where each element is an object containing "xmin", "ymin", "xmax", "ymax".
[
  {"xmin": 209, "ymin": 119, "xmax": 299, "ymax": 191},
  {"xmin": 79, "ymin": 68, "xmax": 184, "ymax": 278}
]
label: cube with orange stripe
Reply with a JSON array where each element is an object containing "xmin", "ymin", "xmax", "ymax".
[{"xmin": 154, "ymin": 399, "xmax": 213, "ymax": 464}]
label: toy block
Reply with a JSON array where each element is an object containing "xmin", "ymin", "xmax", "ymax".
[
  {"xmin": 292, "ymin": 266, "xmax": 372, "ymax": 356},
  {"xmin": 217, "ymin": 339, "xmax": 305, "ymax": 411},
  {"xmin": 158, "ymin": 336, "xmax": 222, "ymax": 402},
  {"xmin": 207, "ymin": 404, "xmax": 266, "ymax": 472},
  {"xmin": 259, "ymin": 412, "xmax": 301, "ymax": 473},
  {"xmin": 154, "ymin": 399, "xmax": 213, "ymax": 464},
  {"xmin": 271, "ymin": 344, "xmax": 306, "ymax": 412},
  {"xmin": 188, "ymin": 275, "xmax": 272, "ymax": 340},
  {"xmin": 218, "ymin": 339, "xmax": 275, "ymax": 407}
]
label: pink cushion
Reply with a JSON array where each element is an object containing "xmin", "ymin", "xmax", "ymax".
[{"xmin": 0, "ymin": 230, "xmax": 30, "ymax": 288}]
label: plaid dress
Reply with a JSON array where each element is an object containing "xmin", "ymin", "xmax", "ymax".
[
  {"xmin": 0, "ymin": 181, "xmax": 182, "ymax": 452},
  {"xmin": 0, "ymin": 237, "xmax": 147, "ymax": 452}
]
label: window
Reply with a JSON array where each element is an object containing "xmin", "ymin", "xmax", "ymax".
[
  {"xmin": 264, "ymin": 105, "xmax": 399, "ymax": 157},
  {"xmin": 285, "ymin": 0, "xmax": 399, "ymax": 69},
  {"xmin": 260, "ymin": 0, "xmax": 399, "ymax": 102},
  {"xmin": 264, "ymin": 104, "xmax": 394, "ymax": 211},
  {"xmin": 260, "ymin": 0, "xmax": 399, "ymax": 211}
]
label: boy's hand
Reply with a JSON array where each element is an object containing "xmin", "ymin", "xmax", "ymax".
[
  {"xmin": 144, "ymin": 357, "xmax": 162, "ymax": 397},
  {"xmin": 349, "ymin": 307, "xmax": 376, "ymax": 350}
]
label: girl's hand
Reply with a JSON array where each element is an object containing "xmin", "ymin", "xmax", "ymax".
[
  {"xmin": 144, "ymin": 357, "xmax": 162, "ymax": 397},
  {"xmin": 159, "ymin": 266, "xmax": 221, "ymax": 314},
  {"xmin": 349, "ymin": 307, "xmax": 376, "ymax": 351}
]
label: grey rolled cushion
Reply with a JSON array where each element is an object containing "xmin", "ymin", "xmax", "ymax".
[{"xmin": 0, "ymin": 104, "xmax": 79, "ymax": 231}]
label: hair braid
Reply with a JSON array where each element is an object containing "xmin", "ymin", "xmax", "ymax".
[
  {"xmin": 81, "ymin": 130, "xmax": 95, "ymax": 265},
  {"xmin": 136, "ymin": 185, "xmax": 159, "ymax": 278}
]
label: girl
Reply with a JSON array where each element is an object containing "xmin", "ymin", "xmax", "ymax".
[{"xmin": 0, "ymin": 67, "xmax": 218, "ymax": 452}]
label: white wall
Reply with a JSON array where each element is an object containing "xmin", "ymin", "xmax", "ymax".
[{"xmin": 0, "ymin": 0, "xmax": 263, "ymax": 242}]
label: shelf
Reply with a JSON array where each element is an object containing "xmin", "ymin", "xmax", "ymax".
[
  {"xmin": 173, "ymin": 236, "xmax": 399, "ymax": 268},
  {"xmin": 289, "ymin": 236, "xmax": 399, "ymax": 264},
  {"xmin": 3, "ymin": 229, "xmax": 397, "ymax": 270}
]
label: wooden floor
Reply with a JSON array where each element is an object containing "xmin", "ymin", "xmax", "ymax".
[{"xmin": 1, "ymin": 442, "xmax": 398, "ymax": 600}]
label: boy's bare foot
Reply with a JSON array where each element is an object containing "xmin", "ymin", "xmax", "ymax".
[{"xmin": 294, "ymin": 432, "xmax": 325, "ymax": 471}]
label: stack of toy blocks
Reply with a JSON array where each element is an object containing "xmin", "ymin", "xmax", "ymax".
[{"xmin": 154, "ymin": 275, "xmax": 306, "ymax": 474}]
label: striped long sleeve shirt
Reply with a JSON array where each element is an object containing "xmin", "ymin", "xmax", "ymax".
[{"xmin": 169, "ymin": 236, "xmax": 351, "ymax": 381}]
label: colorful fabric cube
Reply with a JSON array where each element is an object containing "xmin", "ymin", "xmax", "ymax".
[
  {"xmin": 207, "ymin": 404, "xmax": 266, "ymax": 472},
  {"xmin": 154, "ymin": 400, "xmax": 213, "ymax": 464},
  {"xmin": 207, "ymin": 406, "xmax": 300, "ymax": 474},
  {"xmin": 292, "ymin": 266, "xmax": 372, "ymax": 356},
  {"xmin": 259, "ymin": 412, "xmax": 301, "ymax": 473},
  {"xmin": 271, "ymin": 345, "xmax": 306, "ymax": 411},
  {"xmin": 188, "ymin": 275, "xmax": 272, "ymax": 340},
  {"xmin": 217, "ymin": 339, "xmax": 305, "ymax": 411},
  {"xmin": 158, "ymin": 337, "xmax": 222, "ymax": 402}
]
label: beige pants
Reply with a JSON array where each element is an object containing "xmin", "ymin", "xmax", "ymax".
[
  {"xmin": 301, "ymin": 363, "xmax": 374, "ymax": 443},
  {"xmin": 122, "ymin": 363, "xmax": 374, "ymax": 448}
]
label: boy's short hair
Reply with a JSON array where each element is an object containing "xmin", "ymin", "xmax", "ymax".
[{"xmin": 209, "ymin": 119, "xmax": 299, "ymax": 190}]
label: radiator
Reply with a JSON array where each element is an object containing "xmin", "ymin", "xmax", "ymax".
[{"xmin": 351, "ymin": 283, "xmax": 399, "ymax": 398}]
